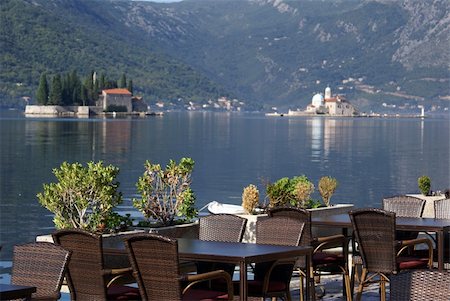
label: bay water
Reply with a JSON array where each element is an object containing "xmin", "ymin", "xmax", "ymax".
[{"xmin": 0, "ymin": 110, "xmax": 449, "ymax": 262}]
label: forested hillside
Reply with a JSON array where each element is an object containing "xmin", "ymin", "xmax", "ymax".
[{"xmin": 1, "ymin": 0, "xmax": 448, "ymax": 112}]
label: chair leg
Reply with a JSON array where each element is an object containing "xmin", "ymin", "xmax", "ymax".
[
  {"xmin": 344, "ymin": 272, "xmax": 352, "ymax": 301},
  {"xmin": 355, "ymin": 268, "xmax": 367, "ymax": 301},
  {"xmin": 299, "ymin": 271, "xmax": 304, "ymax": 301},
  {"xmin": 380, "ymin": 277, "xmax": 386, "ymax": 301}
]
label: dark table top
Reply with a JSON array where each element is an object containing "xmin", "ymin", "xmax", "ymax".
[
  {"xmin": 0, "ymin": 283, "xmax": 36, "ymax": 301},
  {"xmin": 177, "ymin": 238, "xmax": 312, "ymax": 264},
  {"xmin": 312, "ymin": 213, "xmax": 450, "ymax": 232}
]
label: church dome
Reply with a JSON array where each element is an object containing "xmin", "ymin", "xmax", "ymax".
[{"xmin": 312, "ymin": 93, "xmax": 324, "ymax": 107}]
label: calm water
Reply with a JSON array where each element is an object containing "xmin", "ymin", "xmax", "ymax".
[{"xmin": 0, "ymin": 110, "xmax": 449, "ymax": 260}]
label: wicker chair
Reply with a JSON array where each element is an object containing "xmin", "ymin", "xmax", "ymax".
[
  {"xmin": 52, "ymin": 229, "xmax": 140, "ymax": 300},
  {"xmin": 124, "ymin": 233, "xmax": 233, "ymax": 301},
  {"xmin": 197, "ymin": 214, "xmax": 247, "ymax": 280},
  {"xmin": 434, "ymin": 198, "xmax": 450, "ymax": 264},
  {"xmin": 269, "ymin": 207, "xmax": 351, "ymax": 301},
  {"xmin": 350, "ymin": 196, "xmax": 428, "ymax": 289},
  {"xmin": 10, "ymin": 242, "xmax": 71, "ymax": 301},
  {"xmin": 349, "ymin": 208, "xmax": 434, "ymax": 301},
  {"xmin": 234, "ymin": 214, "xmax": 304, "ymax": 301},
  {"xmin": 390, "ymin": 270, "xmax": 450, "ymax": 301},
  {"xmin": 383, "ymin": 195, "xmax": 425, "ymax": 240}
]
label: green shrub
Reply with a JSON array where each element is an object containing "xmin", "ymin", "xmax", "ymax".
[
  {"xmin": 133, "ymin": 158, "xmax": 198, "ymax": 226},
  {"xmin": 266, "ymin": 175, "xmax": 315, "ymax": 208},
  {"xmin": 37, "ymin": 161, "xmax": 123, "ymax": 233},
  {"xmin": 418, "ymin": 175, "xmax": 431, "ymax": 196}
]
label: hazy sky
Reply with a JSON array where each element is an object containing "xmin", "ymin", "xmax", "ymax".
[{"xmin": 138, "ymin": 0, "xmax": 183, "ymax": 2}]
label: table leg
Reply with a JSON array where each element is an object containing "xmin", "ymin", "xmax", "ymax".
[
  {"xmin": 437, "ymin": 230, "xmax": 444, "ymax": 271},
  {"xmin": 239, "ymin": 261, "xmax": 247, "ymax": 301},
  {"xmin": 305, "ymin": 252, "xmax": 315, "ymax": 301}
]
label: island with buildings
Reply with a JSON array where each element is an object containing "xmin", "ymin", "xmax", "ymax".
[{"xmin": 267, "ymin": 86, "xmax": 358, "ymax": 117}]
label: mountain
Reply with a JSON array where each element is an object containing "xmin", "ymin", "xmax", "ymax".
[{"xmin": 1, "ymin": 0, "xmax": 449, "ymax": 112}]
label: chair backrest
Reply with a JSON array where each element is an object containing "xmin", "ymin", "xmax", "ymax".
[
  {"xmin": 199, "ymin": 214, "xmax": 247, "ymax": 242},
  {"xmin": 256, "ymin": 215, "xmax": 304, "ymax": 246},
  {"xmin": 11, "ymin": 242, "xmax": 71, "ymax": 301},
  {"xmin": 382, "ymin": 195, "xmax": 425, "ymax": 217},
  {"xmin": 390, "ymin": 270, "xmax": 450, "ymax": 301},
  {"xmin": 124, "ymin": 234, "xmax": 182, "ymax": 301},
  {"xmin": 268, "ymin": 207, "xmax": 312, "ymax": 247},
  {"xmin": 254, "ymin": 215, "xmax": 305, "ymax": 284},
  {"xmin": 349, "ymin": 208, "xmax": 397, "ymax": 274},
  {"xmin": 52, "ymin": 229, "xmax": 107, "ymax": 300},
  {"xmin": 434, "ymin": 198, "xmax": 450, "ymax": 219}
]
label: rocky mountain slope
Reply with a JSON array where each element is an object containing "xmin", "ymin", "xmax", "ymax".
[{"xmin": 1, "ymin": 0, "xmax": 448, "ymax": 111}]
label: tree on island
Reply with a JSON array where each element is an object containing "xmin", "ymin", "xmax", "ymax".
[
  {"xmin": 49, "ymin": 74, "xmax": 63, "ymax": 105},
  {"xmin": 127, "ymin": 79, "xmax": 133, "ymax": 95},
  {"xmin": 35, "ymin": 71, "xmax": 132, "ymax": 106},
  {"xmin": 119, "ymin": 73, "xmax": 127, "ymax": 88},
  {"xmin": 36, "ymin": 73, "xmax": 49, "ymax": 105}
]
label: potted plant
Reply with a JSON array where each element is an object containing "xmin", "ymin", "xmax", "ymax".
[
  {"xmin": 418, "ymin": 175, "xmax": 431, "ymax": 196},
  {"xmin": 266, "ymin": 175, "xmax": 320, "ymax": 209},
  {"xmin": 242, "ymin": 184, "xmax": 260, "ymax": 214},
  {"xmin": 132, "ymin": 157, "xmax": 198, "ymax": 238},
  {"xmin": 318, "ymin": 176, "xmax": 338, "ymax": 207},
  {"xmin": 37, "ymin": 161, "xmax": 130, "ymax": 233}
]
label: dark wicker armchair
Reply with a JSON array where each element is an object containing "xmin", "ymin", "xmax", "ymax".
[
  {"xmin": 124, "ymin": 233, "xmax": 233, "ymax": 301},
  {"xmin": 349, "ymin": 196, "xmax": 428, "ymax": 288},
  {"xmin": 383, "ymin": 195, "xmax": 425, "ymax": 240},
  {"xmin": 269, "ymin": 207, "xmax": 351, "ymax": 301},
  {"xmin": 349, "ymin": 208, "xmax": 433, "ymax": 301},
  {"xmin": 390, "ymin": 270, "xmax": 450, "ymax": 301},
  {"xmin": 232, "ymin": 214, "xmax": 304, "ymax": 301},
  {"xmin": 52, "ymin": 229, "xmax": 140, "ymax": 300},
  {"xmin": 434, "ymin": 198, "xmax": 450, "ymax": 265},
  {"xmin": 197, "ymin": 214, "xmax": 247, "ymax": 280},
  {"xmin": 10, "ymin": 242, "xmax": 71, "ymax": 301}
]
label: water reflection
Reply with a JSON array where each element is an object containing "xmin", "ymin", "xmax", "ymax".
[{"xmin": 0, "ymin": 112, "xmax": 449, "ymax": 262}]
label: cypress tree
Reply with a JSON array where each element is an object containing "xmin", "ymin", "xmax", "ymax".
[
  {"xmin": 49, "ymin": 74, "xmax": 63, "ymax": 105},
  {"xmin": 99, "ymin": 73, "xmax": 106, "ymax": 91},
  {"xmin": 36, "ymin": 73, "xmax": 49, "ymax": 105},
  {"xmin": 119, "ymin": 73, "xmax": 126, "ymax": 88},
  {"xmin": 84, "ymin": 72, "xmax": 94, "ymax": 105},
  {"xmin": 127, "ymin": 79, "xmax": 133, "ymax": 95}
]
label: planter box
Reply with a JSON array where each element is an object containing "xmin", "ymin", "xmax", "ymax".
[
  {"xmin": 133, "ymin": 221, "xmax": 199, "ymax": 239},
  {"xmin": 310, "ymin": 204, "xmax": 354, "ymax": 237},
  {"xmin": 406, "ymin": 194, "xmax": 446, "ymax": 218},
  {"xmin": 237, "ymin": 214, "xmax": 268, "ymax": 243},
  {"xmin": 36, "ymin": 229, "xmax": 145, "ymax": 247},
  {"xmin": 237, "ymin": 204, "xmax": 354, "ymax": 243}
]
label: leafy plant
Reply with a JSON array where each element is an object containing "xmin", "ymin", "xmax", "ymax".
[
  {"xmin": 318, "ymin": 176, "xmax": 338, "ymax": 207},
  {"xmin": 133, "ymin": 158, "xmax": 198, "ymax": 226},
  {"xmin": 37, "ymin": 161, "xmax": 123, "ymax": 233},
  {"xmin": 266, "ymin": 175, "xmax": 315, "ymax": 208},
  {"xmin": 418, "ymin": 175, "xmax": 431, "ymax": 196},
  {"xmin": 242, "ymin": 184, "xmax": 260, "ymax": 214}
]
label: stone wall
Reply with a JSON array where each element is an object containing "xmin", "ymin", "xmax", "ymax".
[{"xmin": 25, "ymin": 105, "xmax": 92, "ymax": 116}]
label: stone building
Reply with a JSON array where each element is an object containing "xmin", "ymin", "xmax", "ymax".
[
  {"xmin": 99, "ymin": 88, "xmax": 132, "ymax": 112},
  {"xmin": 304, "ymin": 86, "xmax": 357, "ymax": 116}
]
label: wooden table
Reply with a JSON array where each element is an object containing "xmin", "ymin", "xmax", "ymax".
[
  {"xmin": 0, "ymin": 284, "xmax": 36, "ymax": 300},
  {"xmin": 177, "ymin": 238, "xmax": 314, "ymax": 301},
  {"xmin": 312, "ymin": 213, "xmax": 450, "ymax": 271}
]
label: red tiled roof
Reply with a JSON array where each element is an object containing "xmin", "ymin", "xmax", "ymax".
[{"xmin": 103, "ymin": 88, "xmax": 132, "ymax": 95}]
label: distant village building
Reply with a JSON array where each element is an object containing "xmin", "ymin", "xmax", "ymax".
[
  {"xmin": 98, "ymin": 88, "xmax": 132, "ymax": 112},
  {"xmin": 289, "ymin": 86, "xmax": 357, "ymax": 116}
]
